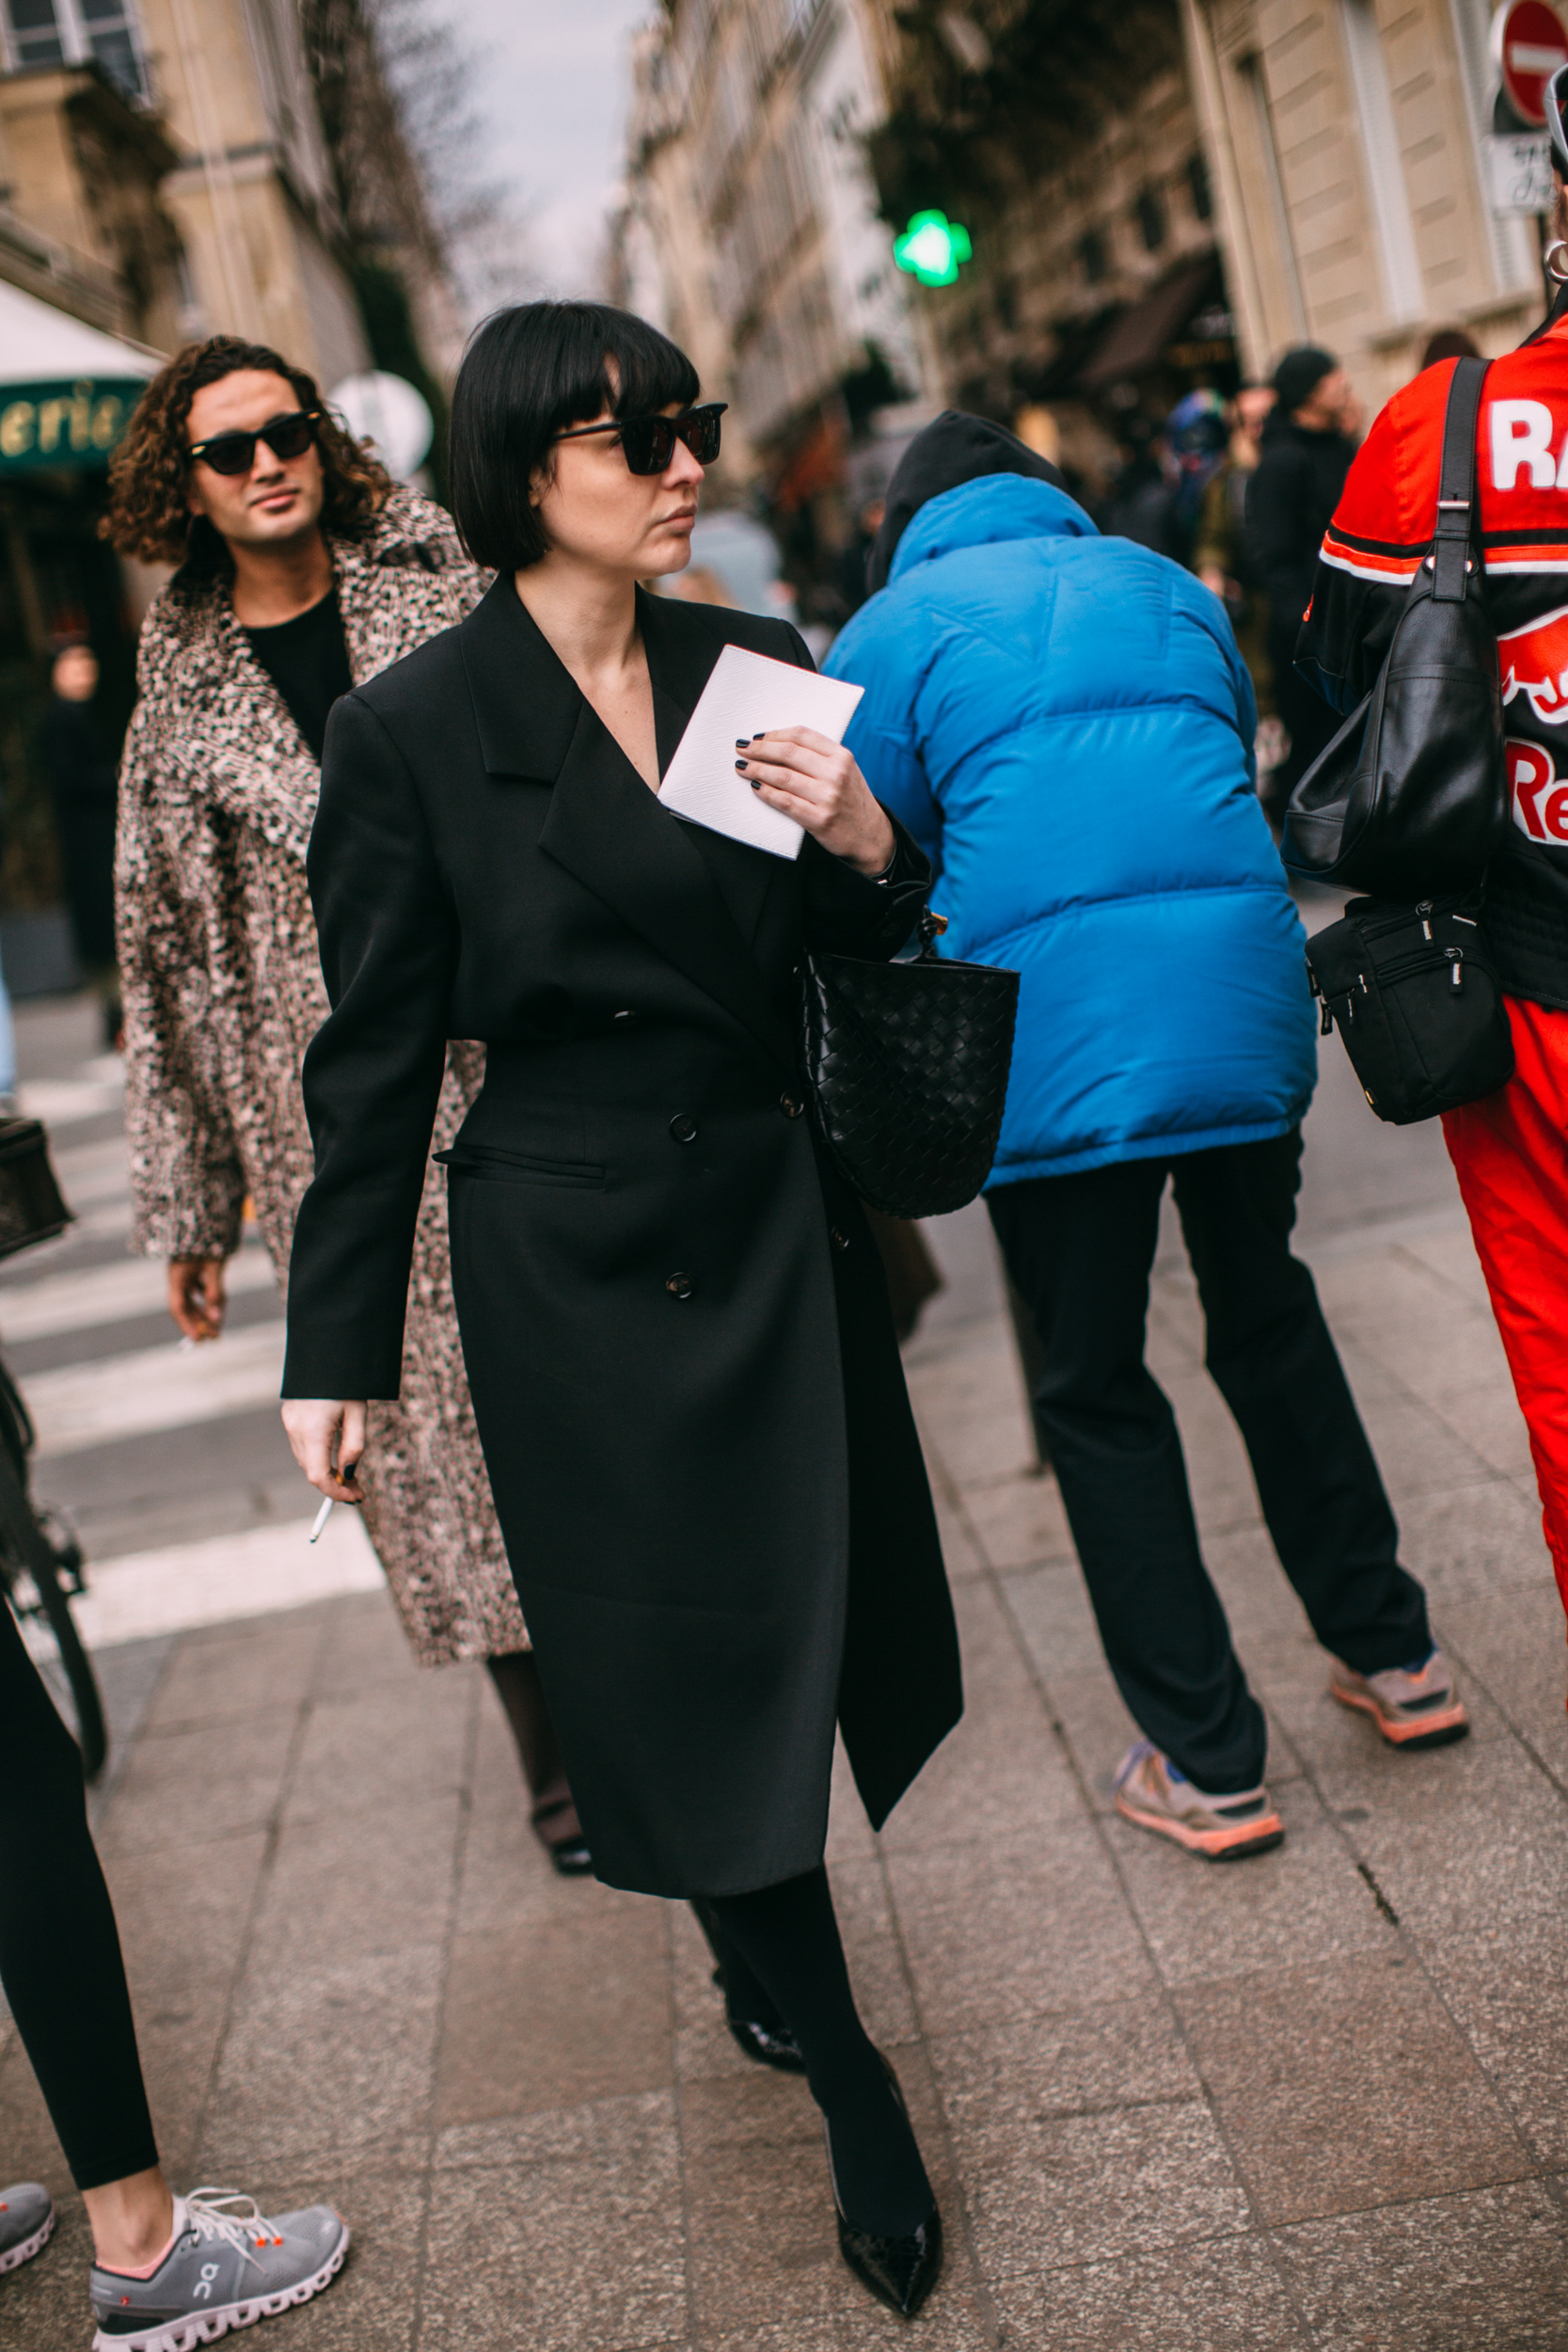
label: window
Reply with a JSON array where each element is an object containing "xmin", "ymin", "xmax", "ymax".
[
  {"xmin": 5, "ymin": 0, "xmax": 67, "ymax": 70},
  {"xmin": 78, "ymin": 0, "xmax": 146, "ymax": 99},
  {"xmin": 1134, "ymin": 185, "xmax": 1167, "ymax": 251},
  {"xmin": 1, "ymin": 0, "xmax": 147, "ymax": 99},
  {"xmin": 1186, "ymin": 151, "xmax": 1213, "ymax": 223}
]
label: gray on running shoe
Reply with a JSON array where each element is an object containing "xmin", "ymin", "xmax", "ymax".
[
  {"xmin": 89, "ymin": 2188, "xmax": 347, "ymax": 2351},
  {"xmin": 0, "ymin": 2183, "xmax": 54, "ymax": 2274}
]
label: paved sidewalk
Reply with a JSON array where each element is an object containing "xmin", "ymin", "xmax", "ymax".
[{"xmin": 5, "ymin": 1052, "xmax": 1568, "ymax": 2345}]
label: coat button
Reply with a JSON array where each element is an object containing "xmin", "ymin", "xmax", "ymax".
[
  {"xmin": 780, "ymin": 1091, "xmax": 803, "ymax": 1118},
  {"xmin": 669, "ymin": 1112, "xmax": 698, "ymax": 1143},
  {"xmin": 665, "ymin": 1271, "xmax": 695, "ymax": 1299},
  {"xmin": 832, "ymin": 1227, "xmax": 850, "ymax": 1251}
]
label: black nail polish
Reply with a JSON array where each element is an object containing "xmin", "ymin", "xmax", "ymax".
[
  {"xmin": 735, "ymin": 739, "xmax": 748, "ymax": 750},
  {"xmin": 749, "ymin": 777, "xmax": 761, "ymax": 789},
  {"xmin": 735, "ymin": 759, "xmax": 748, "ymax": 771},
  {"xmin": 752, "ymin": 732, "xmax": 764, "ymax": 740}
]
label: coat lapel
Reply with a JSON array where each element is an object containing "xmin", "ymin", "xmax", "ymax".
[{"xmin": 464, "ymin": 581, "xmax": 798, "ymax": 1076}]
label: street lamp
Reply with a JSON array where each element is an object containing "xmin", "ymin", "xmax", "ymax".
[{"xmin": 893, "ymin": 209, "xmax": 974, "ymax": 288}]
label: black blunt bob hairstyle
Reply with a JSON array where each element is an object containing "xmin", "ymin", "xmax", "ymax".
[{"xmin": 448, "ymin": 300, "xmax": 701, "ymax": 572}]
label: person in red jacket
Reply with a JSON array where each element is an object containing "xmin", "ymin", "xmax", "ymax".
[{"xmin": 1298, "ymin": 65, "xmax": 1568, "ymax": 1657}]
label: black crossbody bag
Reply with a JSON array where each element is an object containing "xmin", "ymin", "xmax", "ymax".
[{"xmin": 1286, "ymin": 357, "xmax": 1514, "ymax": 1122}]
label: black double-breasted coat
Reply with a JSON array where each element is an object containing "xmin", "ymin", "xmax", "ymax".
[{"xmin": 282, "ymin": 578, "xmax": 962, "ymax": 1897}]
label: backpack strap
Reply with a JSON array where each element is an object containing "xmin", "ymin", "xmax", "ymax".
[{"xmin": 1431, "ymin": 356, "xmax": 1490, "ymax": 603}]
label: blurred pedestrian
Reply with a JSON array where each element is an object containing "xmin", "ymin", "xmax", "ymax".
[
  {"xmin": 281, "ymin": 300, "xmax": 960, "ymax": 2320},
  {"xmin": 0, "ymin": 1592, "xmax": 348, "ymax": 2340},
  {"xmin": 39, "ymin": 641, "xmax": 120, "ymax": 1047},
  {"xmin": 1418, "ymin": 325, "xmax": 1481, "ymax": 371},
  {"xmin": 100, "ymin": 337, "xmax": 589, "ymax": 1874},
  {"xmin": 1100, "ymin": 413, "xmax": 1184, "ymax": 558},
  {"xmin": 1194, "ymin": 384, "xmax": 1277, "ymax": 727},
  {"xmin": 1165, "ymin": 388, "xmax": 1229, "ymax": 568},
  {"xmin": 827, "ymin": 408, "xmax": 1467, "ymax": 1863},
  {"xmin": 1297, "ymin": 66, "xmax": 1568, "ymax": 1663},
  {"xmin": 1246, "ymin": 345, "xmax": 1364, "ymax": 816}
]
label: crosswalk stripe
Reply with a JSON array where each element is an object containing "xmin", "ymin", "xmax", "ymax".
[
  {"xmin": 42, "ymin": 1509, "xmax": 384, "ymax": 1648},
  {"xmin": 19, "ymin": 1076, "xmax": 125, "ymax": 1127},
  {"xmin": 0, "ymin": 1244, "xmax": 277, "ymax": 1343},
  {"xmin": 28, "ymin": 1324, "xmax": 286, "ymax": 1456}
]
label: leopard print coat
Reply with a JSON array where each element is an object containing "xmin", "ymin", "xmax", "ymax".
[{"xmin": 117, "ymin": 485, "xmax": 529, "ymax": 1666}]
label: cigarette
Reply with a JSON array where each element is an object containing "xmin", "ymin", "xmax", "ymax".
[{"xmin": 309, "ymin": 1496, "xmax": 334, "ymax": 1544}]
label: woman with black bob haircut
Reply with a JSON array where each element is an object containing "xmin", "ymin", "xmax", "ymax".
[{"xmin": 279, "ymin": 299, "xmax": 961, "ymax": 2317}]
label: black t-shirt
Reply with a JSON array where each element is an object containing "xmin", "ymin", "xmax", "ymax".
[{"xmin": 244, "ymin": 587, "xmax": 353, "ymax": 763}]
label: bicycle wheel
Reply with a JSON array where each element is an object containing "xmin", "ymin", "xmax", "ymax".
[{"xmin": 0, "ymin": 1438, "xmax": 108, "ymax": 1782}]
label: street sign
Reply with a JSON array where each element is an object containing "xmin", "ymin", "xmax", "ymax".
[
  {"xmin": 1493, "ymin": 0, "xmax": 1568, "ymax": 129},
  {"xmin": 0, "ymin": 376, "xmax": 144, "ymax": 474},
  {"xmin": 893, "ymin": 211, "xmax": 973, "ymax": 289},
  {"xmin": 1487, "ymin": 128, "xmax": 1555, "ymax": 210}
]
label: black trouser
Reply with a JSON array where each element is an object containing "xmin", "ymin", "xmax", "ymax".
[
  {"xmin": 0, "ymin": 1596, "xmax": 159, "ymax": 2189},
  {"xmin": 484, "ymin": 1650, "xmax": 582, "ymax": 1853},
  {"xmin": 987, "ymin": 1130, "xmax": 1431, "ymax": 1792}
]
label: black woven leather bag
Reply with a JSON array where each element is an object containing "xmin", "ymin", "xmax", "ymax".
[
  {"xmin": 800, "ymin": 910, "xmax": 1020, "ymax": 1218},
  {"xmin": 1281, "ymin": 357, "xmax": 1508, "ymax": 898}
]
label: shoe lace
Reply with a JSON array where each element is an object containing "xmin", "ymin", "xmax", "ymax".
[{"xmin": 182, "ymin": 2189, "xmax": 284, "ymax": 2269}]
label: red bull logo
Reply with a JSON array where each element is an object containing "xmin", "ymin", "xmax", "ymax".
[
  {"xmin": 1509, "ymin": 738, "xmax": 1568, "ymax": 840},
  {"xmin": 1499, "ymin": 605, "xmax": 1568, "ymax": 722}
]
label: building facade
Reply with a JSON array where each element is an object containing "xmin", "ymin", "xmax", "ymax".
[
  {"xmin": 0, "ymin": 0, "xmax": 457, "ymax": 946},
  {"xmin": 1183, "ymin": 0, "xmax": 1543, "ymax": 408},
  {"xmin": 618, "ymin": 0, "xmax": 935, "ymax": 609},
  {"xmin": 861, "ymin": 0, "xmax": 1549, "ymax": 488}
]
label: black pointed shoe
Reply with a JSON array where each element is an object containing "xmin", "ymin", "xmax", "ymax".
[
  {"xmin": 824, "ymin": 2060, "xmax": 943, "ymax": 2318},
  {"xmin": 726, "ymin": 2014, "xmax": 806, "ymax": 2073},
  {"xmin": 834, "ymin": 2202, "xmax": 942, "ymax": 2320}
]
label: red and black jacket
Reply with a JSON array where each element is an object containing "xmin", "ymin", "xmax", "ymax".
[{"xmin": 1299, "ymin": 320, "xmax": 1568, "ymax": 1010}]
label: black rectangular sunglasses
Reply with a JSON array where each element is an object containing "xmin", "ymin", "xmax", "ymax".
[
  {"xmin": 553, "ymin": 403, "xmax": 725, "ymax": 476},
  {"xmin": 187, "ymin": 409, "xmax": 322, "ymax": 477}
]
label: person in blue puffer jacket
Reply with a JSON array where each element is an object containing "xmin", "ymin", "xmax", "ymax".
[{"xmin": 826, "ymin": 411, "xmax": 1460, "ymax": 1864}]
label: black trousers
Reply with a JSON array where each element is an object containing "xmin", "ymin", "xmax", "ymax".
[
  {"xmin": 0, "ymin": 1596, "xmax": 159, "ymax": 2189},
  {"xmin": 988, "ymin": 1130, "xmax": 1431, "ymax": 1791}
]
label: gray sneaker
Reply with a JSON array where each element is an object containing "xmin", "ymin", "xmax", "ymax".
[
  {"xmin": 89, "ymin": 2188, "xmax": 347, "ymax": 2351},
  {"xmin": 0, "ymin": 2183, "xmax": 55, "ymax": 2274}
]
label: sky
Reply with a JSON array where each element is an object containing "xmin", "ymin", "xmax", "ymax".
[{"xmin": 455, "ymin": 0, "xmax": 654, "ymax": 300}]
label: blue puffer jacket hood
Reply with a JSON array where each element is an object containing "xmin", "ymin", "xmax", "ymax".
[{"xmin": 826, "ymin": 468, "xmax": 1316, "ymax": 1183}]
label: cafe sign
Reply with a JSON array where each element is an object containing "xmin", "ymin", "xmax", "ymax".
[{"xmin": 0, "ymin": 375, "xmax": 145, "ymax": 473}]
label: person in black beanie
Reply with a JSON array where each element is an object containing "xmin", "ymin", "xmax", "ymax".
[{"xmin": 1244, "ymin": 345, "xmax": 1364, "ymax": 818}]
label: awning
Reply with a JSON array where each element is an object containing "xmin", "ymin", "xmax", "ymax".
[
  {"xmin": 1028, "ymin": 306, "xmax": 1123, "ymax": 402},
  {"xmin": 1078, "ymin": 254, "xmax": 1224, "ymax": 390},
  {"xmin": 0, "ymin": 279, "xmax": 160, "ymax": 474}
]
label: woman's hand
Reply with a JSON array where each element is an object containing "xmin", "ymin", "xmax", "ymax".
[
  {"xmin": 168, "ymin": 1255, "xmax": 226, "ymax": 1342},
  {"xmin": 734, "ymin": 728, "xmax": 895, "ymax": 876},
  {"xmin": 281, "ymin": 1399, "xmax": 367, "ymax": 1503}
]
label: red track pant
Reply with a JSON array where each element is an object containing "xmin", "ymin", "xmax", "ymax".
[{"xmin": 1443, "ymin": 994, "xmax": 1568, "ymax": 1631}]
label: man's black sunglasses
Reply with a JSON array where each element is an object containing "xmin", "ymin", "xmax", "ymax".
[
  {"xmin": 187, "ymin": 409, "xmax": 322, "ymax": 477},
  {"xmin": 553, "ymin": 403, "xmax": 726, "ymax": 475}
]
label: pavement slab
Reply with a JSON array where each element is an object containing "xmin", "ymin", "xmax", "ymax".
[{"xmin": 6, "ymin": 998, "xmax": 1568, "ymax": 2345}]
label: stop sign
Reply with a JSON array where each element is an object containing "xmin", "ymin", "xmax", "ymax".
[{"xmin": 1494, "ymin": 0, "xmax": 1568, "ymax": 128}]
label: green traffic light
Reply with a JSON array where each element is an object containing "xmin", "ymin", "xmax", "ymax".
[{"xmin": 894, "ymin": 210, "xmax": 974, "ymax": 287}]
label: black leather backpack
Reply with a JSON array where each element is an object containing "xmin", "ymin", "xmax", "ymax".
[{"xmin": 1281, "ymin": 358, "xmax": 1508, "ymax": 898}]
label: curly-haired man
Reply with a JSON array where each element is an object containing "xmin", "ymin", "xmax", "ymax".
[{"xmin": 103, "ymin": 337, "xmax": 588, "ymax": 1866}]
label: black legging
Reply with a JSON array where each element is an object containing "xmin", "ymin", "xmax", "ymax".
[
  {"xmin": 704, "ymin": 1866, "xmax": 931, "ymax": 2234},
  {"xmin": 0, "ymin": 1597, "xmax": 158, "ymax": 2189}
]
